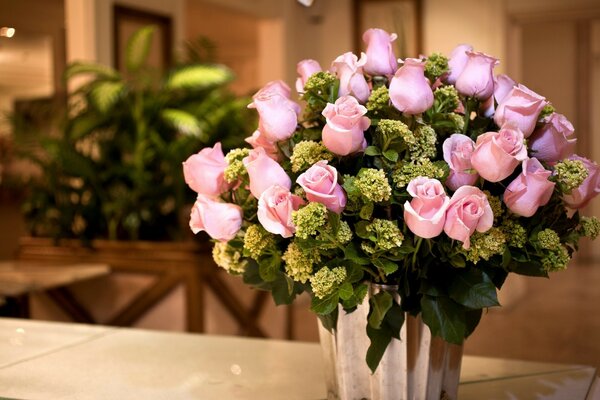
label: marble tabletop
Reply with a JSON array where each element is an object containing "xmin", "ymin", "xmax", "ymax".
[{"xmin": 0, "ymin": 318, "xmax": 597, "ymax": 400}]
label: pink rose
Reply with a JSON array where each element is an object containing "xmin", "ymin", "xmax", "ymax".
[
  {"xmin": 243, "ymin": 147, "xmax": 291, "ymax": 198},
  {"xmin": 296, "ymin": 160, "xmax": 346, "ymax": 213},
  {"xmin": 257, "ymin": 185, "xmax": 304, "ymax": 238},
  {"xmin": 183, "ymin": 142, "xmax": 231, "ymax": 196},
  {"xmin": 494, "ymin": 74, "xmax": 516, "ymax": 104},
  {"xmin": 331, "ymin": 52, "xmax": 371, "ymax": 103},
  {"xmin": 471, "ymin": 126, "xmax": 528, "ymax": 182},
  {"xmin": 442, "ymin": 134, "xmax": 479, "ymax": 191},
  {"xmin": 190, "ymin": 195, "xmax": 242, "ymax": 241},
  {"xmin": 362, "ymin": 28, "xmax": 398, "ymax": 76},
  {"xmin": 494, "ymin": 84, "xmax": 547, "ymax": 138},
  {"xmin": 528, "ymin": 113, "xmax": 576, "ymax": 162},
  {"xmin": 446, "ymin": 44, "xmax": 473, "ymax": 84},
  {"xmin": 403, "ymin": 177, "xmax": 450, "ymax": 238},
  {"xmin": 389, "ymin": 58, "xmax": 434, "ymax": 115},
  {"xmin": 503, "ymin": 158, "xmax": 555, "ymax": 217},
  {"xmin": 248, "ymin": 80, "xmax": 301, "ymax": 142},
  {"xmin": 444, "ymin": 186, "xmax": 494, "ymax": 249},
  {"xmin": 296, "ymin": 59, "xmax": 322, "ymax": 93},
  {"xmin": 245, "ymin": 129, "xmax": 280, "ymax": 160},
  {"xmin": 563, "ymin": 155, "xmax": 600, "ymax": 209},
  {"xmin": 321, "ymin": 95, "xmax": 370, "ymax": 156},
  {"xmin": 455, "ymin": 51, "xmax": 499, "ymax": 100}
]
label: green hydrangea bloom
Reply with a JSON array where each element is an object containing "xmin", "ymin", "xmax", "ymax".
[
  {"xmin": 537, "ymin": 229, "xmax": 561, "ymax": 250},
  {"xmin": 317, "ymin": 220, "xmax": 353, "ymax": 247},
  {"xmin": 464, "ymin": 227, "xmax": 507, "ymax": 264},
  {"xmin": 303, "ymin": 72, "xmax": 337, "ymax": 96},
  {"xmin": 224, "ymin": 148, "xmax": 250, "ymax": 183},
  {"xmin": 425, "ymin": 53, "xmax": 449, "ymax": 80},
  {"xmin": 448, "ymin": 112, "xmax": 465, "ymax": 131},
  {"xmin": 539, "ymin": 104, "xmax": 555, "ymax": 121},
  {"xmin": 292, "ymin": 202, "xmax": 328, "ymax": 239},
  {"xmin": 243, "ymin": 224, "xmax": 274, "ymax": 260},
  {"xmin": 554, "ymin": 159, "xmax": 588, "ymax": 193},
  {"xmin": 580, "ymin": 216, "xmax": 600, "ymax": 240},
  {"xmin": 212, "ymin": 242, "xmax": 244, "ymax": 274},
  {"xmin": 361, "ymin": 219, "xmax": 404, "ymax": 254},
  {"xmin": 282, "ymin": 242, "xmax": 320, "ymax": 283},
  {"xmin": 433, "ymin": 85, "xmax": 460, "ymax": 113},
  {"xmin": 392, "ymin": 159, "xmax": 447, "ymax": 188},
  {"xmin": 290, "ymin": 141, "xmax": 334, "ymax": 173},
  {"xmin": 366, "ymin": 86, "xmax": 391, "ymax": 115},
  {"xmin": 501, "ymin": 219, "xmax": 527, "ymax": 248},
  {"xmin": 310, "ymin": 266, "xmax": 347, "ymax": 299},
  {"xmin": 483, "ymin": 191, "xmax": 503, "ymax": 222},
  {"xmin": 542, "ymin": 245, "xmax": 570, "ymax": 272},
  {"xmin": 376, "ymin": 119, "xmax": 414, "ymax": 145},
  {"xmin": 408, "ymin": 125, "xmax": 437, "ymax": 161},
  {"xmin": 355, "ymin": 169, "xmax": 392, "ymax": 202}
]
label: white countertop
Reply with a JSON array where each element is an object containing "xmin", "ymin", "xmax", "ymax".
[{"xmin": 0, "ymin": 318, "xmax": 597, "ymax": 400}]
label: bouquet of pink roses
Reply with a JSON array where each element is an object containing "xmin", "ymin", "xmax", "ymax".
[{"xmin": 183, "ymin": 28, "xmax": 600, "ymax": 371}]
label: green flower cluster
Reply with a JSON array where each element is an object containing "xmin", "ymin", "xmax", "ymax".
[
  {"xmin": 317, "ymin": 220, "xmax": 353, "ymax": 247},
  {"xmin": 539, "ymin": 104, "xmax": 555, "ymax": 121},
  {"xmin": 537, "ymin": 229, "xmax": 561, "ymax": 250},
  {"xmin": 425, "ymin": 53, "xmax": 449, "ymax": 80},
  {"xmin": 376, "ymin": 119, "xmax": 414, "ymax": 146},
  {"xmin": 408, "ymin": 125, "xmax": 437, "ymax": 161},
  {"xmin": 501, "ymin": 219, "xmax": 527, "ymax": 248},
  {"xmin": 212, "ymin": 242, "xmax": 244, "ymax": 274},
  {"xmin": 310, "ymin": 266, "xmax": 347, "ymax": 299},
  {"xmin": 361, "ymin": 219, "xmax": 404, "ymax": 254},
  {"xmin": 355, "ymin": 169, "xmax": 392, "ymax": 202},
  {"xmin": 303, "ymin": 72, "xmax": 336, "ymax": 96},
  {"xmin": 392, "ymin": 159, "xmax": 447, "ymax": 188},
  {"xmin": 464, "ymin": 227, "xmax": 507, "ymax": 264},
  {"xmin": 366, "ymin": 86, "xmax": 390, "ymax": 115},
  {"xmin": 282, "ymin": 242, "xmax": 320, "ymax": 283},
  {"xmin": 554, "ymin": 159, "xmax": 588, "ymax": 193},
  {"xmin": 483, "ymin": 191, "xmax": 503, "ymax": 222},
  {"xmin": 243, "ymin": 224, "xmax": 274, "ymax": 260},
  {"xmin": 292, "ymin": 202, "xmax": 328, "ymax": 239},
  {"xmin": 290, "ymin": 141, "xmax": 334, "ymax": 173},
  {"xmin": 541, "ymin": 245, "xmax": 570, "ymax": 272},
  {"xmin": 580, "ymin": 216, "xmax": 600, "ymax": 240},
  {"xmin": 224, "ymin": 148, "xmax": 250, "ymax": 183},
  {"xmin": 433, "ymin": 85, "xmax": 460, "ymax": 113}
]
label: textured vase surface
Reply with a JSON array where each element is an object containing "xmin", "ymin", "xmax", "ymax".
[{"xmin": 318, "ymin": 284, "xmax": 463, "ymax": 400}]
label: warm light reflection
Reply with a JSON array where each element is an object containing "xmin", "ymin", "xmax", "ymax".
[{"xmin": 0, "ymin": 27, "xmax": 16, "ymax": 38}]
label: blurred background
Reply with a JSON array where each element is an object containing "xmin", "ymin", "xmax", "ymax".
[{"xmin": 0, "ymin": 0, "xmax": 599, "ymax": 370}]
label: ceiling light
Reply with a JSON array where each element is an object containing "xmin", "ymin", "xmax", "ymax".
[{"xmin": 0, "ymin": 27, "xmax": 15, "ymax": 38}]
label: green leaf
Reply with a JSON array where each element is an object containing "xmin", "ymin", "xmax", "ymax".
[
  {"xmin": 166, "ymin": 65, "xmax": 233, "ymax": 90},
  {"xmin": 327, "ymin": 211, "xmax": 340, "ymax": 234},
  {"xmin": 64, "ymin": 62, "xmax": 119, "ymax": 80},
  {"xmin": 311, "ymin": 292, "xmax": 340, "ymax": 315},
  {"xmin": 338, "ymin": 282, "xmax": 354, "ymax": 301},
  {"xmin": 344, "ymin": 262, "xmax": 365, "ymax": 283},
  {"xmin": 343, "ymin": 243, "xmax": 370, "ymax": 265},
  {"xmin": 448, "ymin": 268, "xmax": 500, "ymax": 309},
  {"xmin": 382, "ymin": 149, "xmax": 399, "ymax": 162},
  {"xmin": 373, "ymin": 258, "xmax": 398, "ymax": 275},
  {"xmin": 160, "ymin": 109, "xmax": 204, "ymax": 138},
  {"xmin": 366, "ymin": 324, "xmax": 392, "ymax": 373},
  {"xmin": 465, "ymin": 308, "xmax": 483, "ymax": 337},
  {"xmin": 91, "ymin": 81, "xmax": 125, "ymax": 113},
  {"xmin": 354, "ymin": 221, "xmax": 370, "ymax": 239},
  {"xmin": 386, "ymin": 302, "xmax": 405, "ymax": 339},
  {"xmin": 368, "ymin": 291, "xmax": 393, "ymax": 329},
  {"xmin": 259, "ymin": 255, "xmax": 280, "ymax": 282},
  {"xmin": 271, "ymin": 273, "xmax": 298, "ymax": 305},
  {"xmin": 126, "ymin": 25, "xmax": 156, "ymax": 72},
  {"xmin": 420, "ymin": 295, "xmax": 466, "ymax": 344},
  {"xmin": 359, "ymin": 202, "xmax": 374, "ymax": 220},
  {"xmin": 448, "ymin": 254, "xmax": 466, "ymax": 268},
  {"xmin": 317, "ymin": 307, "xmax": 338, "ymax": 332},
  {"xmin": 365, "ymin": 146, "xmax": 381, "ymax": 156}
]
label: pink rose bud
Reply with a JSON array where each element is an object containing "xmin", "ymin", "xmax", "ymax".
[
  {"xmin": 528, "ymin": 113, "xmax": 576, "ymax": 162},
  {"xmin": 321, "ymin": 95, "xmax": 370, "ymax": 156},
  {"xmin": 504, "ymin": 158, "xmax": 555, "ymax": 217},
  {"xmin": 389, "ymin": 58, "xmax": 434, "ymax": 115},
  {"xmin": 297, "ymin": 160, "xmax": 346, "ymax": 213},
  {"xmin": 403, "ymin": 177, "xmax": 450, "ymax": 238},
  {"xmin": 296, "ymin": 59, "xmax": 322, "ymax": 93},
  {"xmin": 331, "ymin": 52, "xmax": 371, "ymax": 103},
  {"xmin": 471, "ymin": 125, "xmax": 528, "ymax": 182},
  {"xmin": 455, "ymin": 51, "xmax": 499, "ymax": 100},
  {"xmin": 189, "ymin": 195, "xmax": 243, "ymax": 241},
  {"xmin": 362, "ymin": 28, "xmax": 398, "ymax": 76},
  {"xmin": 183, "ymin": 142, "xmax": 231, "ymax": 196},
  {"xmin": 442, "ymin": 134, "xmax": 479, "ymax": 191},
  {"xmin": 243, "ymin": 147, "xmax": 291, "ymax": 198},
  {"xmin": 563, "ymin": 155, "xmax": 600, "ymax": 209},
  {"xmin": 245, "ymin": 129, "xmax": 281, "ymax": 160},
  {"xmin": 257, "ymin": 184, "xmax": 304, "ymax": 238},
  {"xmin": 494, "ymin": 74, "xmax": 516, "ymax": 104},
  {"xmin": 444, "ymin": 186, "xmax": 494, "ymax": 249},
  {"xmin": 446, "ymin": 44, "xmax": 473, "ymax": 84},
  {"xmin": 248, "ymin": 80, "xmax": 301, "ymax": 142},
  {"xmin": 494, "ymin": 84, "xmax": 547, "ymax": 138}
]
